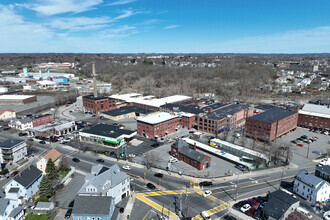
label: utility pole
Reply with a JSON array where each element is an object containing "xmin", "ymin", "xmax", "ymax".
[
  {"xmin": 307, "ymin": 143, "xmax": 310, "ymax": 158},
  {"xmin": 235, "ymin": 173, "xmax": 239, "ymax": 201},
  {"xmin": 184, "ymin": 187, "xmax": 188, "ymax": 217}
]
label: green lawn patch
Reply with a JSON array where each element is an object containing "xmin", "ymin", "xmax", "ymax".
[
  {"xmin": 25, "ymin": 214, "xmax": 50, "ymax": 220},
  {"xmin": 59, "ymin": 168, "xmax": 71, "ymax": 178}
]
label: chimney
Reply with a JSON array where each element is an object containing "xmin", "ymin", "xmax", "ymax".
[
  {"xmin": 194, "ymin": 142, "xmax": 196, "ymax": 151},
  {"xmin": 92, "ymin": 62, "xmax": 98, "ymax": 98}
]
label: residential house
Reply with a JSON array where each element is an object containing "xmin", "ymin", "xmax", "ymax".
[
  {"xmin": 4, "ymin": 165, "xmax": 42, "ymax": 203},
  {"xmin": 315, "ymin": 165, "xmax": 330, "ymax": 182},
  {"xmin": 0, "ymin": 109, "xmax": 15, "ymax": 121},
  {"xmin": 301, "ymin": 78, "xmax": 312, "ymax": 87},
  {"xmin": 293, "ymin": 170, "xmax": 330, "ymax": 204},
  {"xmin": 263, "ymin": 190, "xmax": 300, "ymax": 220},
  {"xmin": 171, "ymin": 139, "xmax": 211, "ymax": 170},
  {"xmin": 72, "ymin": 195, "xmax": 115, "ymax": 220},
  {"xmin": 78, "ymin": 164, "xmax": 130, "ymax": 204},
  {"xmin": 281, "ymin": 86, "xmax": 292, "ymax": 93},
  {"xmin": 275, "ymin": 76, "xmax": 287, "ymax": 84},
  {"xmin": 9, "ymin": 118, "xmax": 33, "ymax": 131},
  {"xmin": 36, "ymin": 149, "xmax": 62, "ymax": 174},
  {"xmin": 0, "ymin": 139, "xmax": 27, "ymax": 165},
  {"xmin": 0, "ymin": 198, "xmax": 24, "ymax": 220}
]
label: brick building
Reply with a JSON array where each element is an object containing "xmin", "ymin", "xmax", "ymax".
[
  {"xmin": 197, "ymin": 104, "xmax": 254, "ymax": 135},
  {"xmin": 245, "ymin": 107, "xmax": 298, "ymax": 142},
  {"xmin": 137, "ymin": 112, "xmax": 180, "ymax": 139},
  {"xmin": 171, "ymin": 139, "xmax": 211, "ymax": 170},
  {"xmin": 82, "ymin": 95, "xmax": 117, "ymax": 114},
  {"xmin": 31, "ymin": 114, "xmax": 54, "ymax": 127},
  {"xmin": 298, "ymin": 104, "xmax": 329, "ymax": 131}
]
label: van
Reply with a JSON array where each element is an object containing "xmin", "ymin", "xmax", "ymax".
[
  {"xmin": 200, "ymin": 211, "xmax": 211, "ymax": 220},
  {"xmin": 296, "ymin": 207, "xmax": 313, "ymax": 219}
]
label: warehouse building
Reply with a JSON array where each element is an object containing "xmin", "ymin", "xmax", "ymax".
[
  {"xmin": 0, "ymin": 95, "xmax": 37, "ymax": 104},
  {"xmin": 79, "ymin": 124, "xmax": 136, "ymax": 148},
  {"xmin": 137, "ymin": 112, "xmax": 180, "ymax": 139},
  {"xmin": 100, "ymin": 106, "xmax": 157, "ymax": 121},
  {"xmin": 298, "ymin": 104, "xmax": 329, "ymax": 131}
]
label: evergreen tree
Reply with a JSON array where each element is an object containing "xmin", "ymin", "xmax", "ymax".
[
  {"xmin": 39, "ymin": 177, "xmax": 54, "ymax": 197},
  {"xmin": 46, "ymin": 158, "xmax": 57, "ymax": 180}
]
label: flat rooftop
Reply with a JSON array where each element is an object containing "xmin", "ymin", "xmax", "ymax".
[
  {"xmin": 83, "ymin": 95, "xmax": 109, "ymax": 101},
  {"xmin": 248, "ymin": 107, "xmax": 297, "ymax": 123},
  {"xmin": 161, "ymin": 103, "xmax": 204, "ymax": 114},
  {"xmin": 102, "ymin": 106, "xmax": 155, "ymax": 117},
  {"xmin": 137, "ymin": 112, "xmax": 179, "ymax": 125},
  {"xmin": 203, "ymin": 104, "xmax": 251, "ymax": 120},
  {"xmin": 80, "ymin": 124, "xmax": 136, "ymax": 138}
]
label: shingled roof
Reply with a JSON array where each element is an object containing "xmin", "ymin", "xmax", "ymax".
[{"xmin": 13, "ymin": 165, "xmax": 42, "ymax": 188}]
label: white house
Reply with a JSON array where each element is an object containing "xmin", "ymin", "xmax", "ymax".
[
  {"xmin": 36, "ymin": 149, "xmax": 61, "ymax": 174},
  {"xmin": 0, "ymin": 139, "xmax": 27, "ymax": 164},
  {"xmin": 293, "ymin": 170, "xmax": 330, "ymax": 204},
  {"xmin": 4, "ymin": 165, "xmax": 42, "ymax": 203},
  {"xmin": 0, "ymin": 109, "xmax": 16, "ymax": 121},
  {"xmin": 0, "ymin": 198, "xmax": 24, "ymax": 220},
  {"xmin": 9, "ymin": 118, "xmax": 33, "ymax": 131},
  {"xmin": 78, "ymin": 164, "xmax": 130, "ymax": 204},
  {"xmin": 281, "ymin": 86, "xmax": 292, "ymax": 93},
  {"xmin": 301, "ymin": 78, "xmax": 312, "ymax": 87}
]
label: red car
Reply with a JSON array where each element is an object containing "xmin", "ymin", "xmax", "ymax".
[
  {"xmin": 248, "ymin": 199, "xmax": 259, "ymax": 206},
  {"xmin": 245, "ymin": 207, "xmax": 257, "ymax": 216},
  {"xmin": 65, "ymin": 105, "xmax": 69, "ymax": 107},
  {"xmin": 11, "ymin": 171, "xmax": 19, "ymax": 177},
  {"xmin": 297, "ymin": 143, "xmax": 304, "ymax": 147}
]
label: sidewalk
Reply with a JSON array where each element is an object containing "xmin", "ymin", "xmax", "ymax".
[{"xmin": 120, "ymin": 193, "xmax": 136, "ymax": 220}]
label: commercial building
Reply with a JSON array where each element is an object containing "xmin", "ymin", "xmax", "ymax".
[
  {"xmin": 51, "ymin": 76, "xmax": 69, "ymax": 85},
  {"xmin": 197, "ymin": 104, "xmax": 254, "ymax": 135},
  {"xmin": 78, "ymin": 164, "xmax": 130, "ymax": 204},
  {"xmin": 171, "ymin": 139, "xmax": 211, "ymax": 170},
  {"xmin": 298, "ymin": 104, "xmax": 329, "ymax": 131},
  {"xmin": 293, "ymin": 170, "xmax": 330, "ymax": 204},
  {"xmin": 9, "ymin": 114, "xmax": 54, "ymax": 131},
  {"xmin": 0, "ymin": 95, "xmax": 37, "ymax": 105},
  {"xmin": 0, "ymin": 139, "xmax": 27, "ymax": 164},
  {"xmin": 0, "ymin": 109, "xmax": 16, "ymax": 121},
  {"xmin": 28, "ymin": 120, "xmax": 77, "ymax": 137},
  {"xmin": 263, "ymin": 190, "xmax": 300, "ymax": 220},
  {"xmin": 100, "ymin": 106, "xmax": 157, "ymax": 121},
  {"xmin": 137, "ymin": 112, "xmax": 180, "ymax": 139},
  {"xmin": 82, "ymin": 95, "xmax": 117, "ymax": 114},
  {"xmin": 245, "ymin": 107, "xmax": 298, "ymax": 141},
  {"xmin": 37, "ymin": 80, "xmax": 57, "ymax": 89},
  {"xmin": 79, "ymin": 124, "xmax": 136, "ymax": 148},
  {"xmin": 315, "ymin": 165, "xmax": 330, "ymax": 182},
  {"xmin": 36, "ymin": 149, "xmax": 62, "ymax": 175}
]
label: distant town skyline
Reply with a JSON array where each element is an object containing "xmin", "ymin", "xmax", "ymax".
[{"xmin": 1, "ymin": 0, "xmax": 330, "ymax": 53}]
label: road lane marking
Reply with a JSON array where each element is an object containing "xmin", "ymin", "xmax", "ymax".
[{"xmin": 142, "ymin": 210, "xmax": 151, "ymax": 220}]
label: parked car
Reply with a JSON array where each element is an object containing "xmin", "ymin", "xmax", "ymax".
[
  {"xmin": 199, "ymin": 181, "xmax": 213, "ymax": 187},
  {"xmin": 147, "ymin": 183, "xmax": 156, "ymax": 190},
  {"xmin": 154, "ymin": 173, "xmax": 163, "ymax": 178},
  {"xmin": 96, "ymin": 159, "xmax": 104, "ymax": 163},
  {"xmin": 122, "ymin": 165, "xmax": 131, "ymax": 170},
  {"xmin": 312, "ymin": 150, "xmax": 322, "ymax": 155},
  {"xmin": 240, "ymin": 204, "xmax": 251, "ymax": 212},
  {"xmin": 65, "ymin": 209, "xmax": 72, "ymax": 219},
  {"xmin": 151, "ymin": 143, "xmax": 160, "ymax": 147},
  {"xmin": 169, "ymin": 156, "xmax": 178, "ymax": 163},
  {"xmin": 203, "ymin": 190, "xmax": 212, "ymax": 197},
  {"xmin": 39, "ymin": 140, "xmax": 46, "ymax": 144},
  {"xmin": 10, "ymin": 171, "xmax": 19, "ymax": 177},
  {"xmin": 18, "ymin": 132, "xmax": 27, "ymax": 136},
  {"xmin": 252, "ymin": 208, "xmax": 262, "ymax": 219},
  {"xmin": 297, "ymin": 143, "xmax": 304, "ymax": 147},
  {"xmin": 301, "ymin": 135, "xmax": 308, "ymax": 139},
  {"xmin": 259, "ymin": 201, "xmax": 267, "ymax": 209},
  {"xmin": 72, "ymin": 158, "xmax": 80, "ymax": 163},
  {"xmin": 291, "ymin": 140, "xmax": 298, "ymax": 144},
  {"xmin": 246, "ymin": 207, "xmax": 257, "ymax": 216},
  {"xmin": 234, "ymin": 201, "xmax": 248, "ymax": 209},
  {"xmin": 248, "ymin": 198, "xmax": 259, "ymax": 206},
  {"xmin": 235, "ymin": 164, "xmax": 246, "ymax": 171}
]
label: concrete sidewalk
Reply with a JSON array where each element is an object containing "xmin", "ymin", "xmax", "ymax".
[{"xmin": 120, "ymin": 193, "xmax": 136, "ymax": 220}]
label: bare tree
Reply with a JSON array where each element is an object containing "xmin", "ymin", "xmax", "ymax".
[
  {"xmin": 59, "ymin": 156, "xmax": 70, "ymax": 170},
  {"xmin": 144, "ymin": 152, "xmax": 160, "ymax": 169}
]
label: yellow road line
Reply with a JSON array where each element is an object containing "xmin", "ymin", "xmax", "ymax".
[{"xmin": 142, "ymin": 210, "xmax": 151, "ymax": 220}]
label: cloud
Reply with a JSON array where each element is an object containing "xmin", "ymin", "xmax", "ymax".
[
  {"xmin": 114, "ymin": 9, "xmax": 138, "ymax": 20},
  {"xmin": 99, "ymin": 25, "xmax": 137, "ymax": 38},
  {"xmin": 107, "ymin": 0, "xmax": 136, "ymax": 6},
  {"xmin": 49, "ymin": 16, "xmax": 113, "ymax": 31},
  {"xmin": 20, "ymin": 0, "xmax": 103, "ymax": 16},
  {"xmin": 164, "ymin": 25, "xmax": 180, "ymax": 29}
]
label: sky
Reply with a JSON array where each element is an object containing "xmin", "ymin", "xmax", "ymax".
[{"xmin": 1, "ymin": 0, "xmax": 330, "ymax": 53}]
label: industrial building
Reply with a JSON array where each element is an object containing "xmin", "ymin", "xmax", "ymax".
[
  {"xmin": 83, "ymin": 96, "xmax": 117, "ymax": 114},
  {"xmin": 100, "ymin": 106, "xmax": 157, "ymax": 121},
  {"xmin": 137, "ymin": 112, "xmax": 180, "ymax": 139},
  {"xmin": 0, "ymin": 95, "xmax": 37, "ymax": 104},
  {"xmin": 79, "ymin": 124, "xmax": 136, "ymax": 148},
  {"xmin": 298, "ymin": 104, "xmax": 329, "ymax": 131},
  {"xmin": 245, "ymin": 107, "xmax": 298, "ymax": 141}
]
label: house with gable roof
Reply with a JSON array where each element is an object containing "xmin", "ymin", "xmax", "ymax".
[
  {"xmin": 78, "ymin": 164, "xmax": 130, "ymax": 204},
  {"xmin": 36, "ymin": 148, "xmax": 62, "ymax": 174}
]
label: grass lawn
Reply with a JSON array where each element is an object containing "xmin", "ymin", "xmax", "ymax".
[
  {"xmin": 25, "ymin": 214, "xmax": 50, "ymax": 220},
  {"xmin": 59, "ymin": 168, "xmax": 71, "ymax": 178}
]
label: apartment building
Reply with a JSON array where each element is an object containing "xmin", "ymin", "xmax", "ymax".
[
  {"xmin": 298, "ymin": 104, "xmax": 329, "ymax": 131},
  {"xmin": 0, "ymin": 139, "xmax": 27, "ymax": 164}
]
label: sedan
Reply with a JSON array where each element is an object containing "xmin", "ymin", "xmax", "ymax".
[
  {"xmin": 240, "ymin": 204, "xmax": 251, "ymax": 212},
  {"xmin": 297, "ymin": 143, "xmax": 304, "ymax": 147},
  {"xmin": 122, "ymin": 165, "xmax": 131, "ymax": 170},
  {"xmin": 10, "ymin": 171, "xmax": 19, "ymax": 177},
  {"xmin": 72, "ymin": 158, "xmax": 80, "ymax": 163},
  {"xmin": 203, "ymin": 190, "xmax": 212, "ymax": 197},
  {"xmin": 96, "ymin": 159, "xmax": 104, "ymax": 163},
  {"xmin": 154, "ymin": 173, "xmax": 163, "ymax": 178},
  {"xmin": 246, "ymin": 207, "xmax": 257, "ymax": 216},
  {"xmin": 312, "ymin": 150, "xmax": 322, "ymax": 155},
  {"xmin": 235, "ymin": 164, "xmax": 246, "ymax": 171},
  {"xmin": 233, "ymin": 201, "xmax": 248, "ymax": 209},
  {"xmin": 147, "ymin": 183, "xmax": 156, "ymax": 190},
  {"xmin": 39, "ymin": 140, "xmax": 46, "ymax": 144}
]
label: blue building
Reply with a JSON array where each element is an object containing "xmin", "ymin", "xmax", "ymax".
[
  {"xmin": 52, "ymin": 77, "xmax": 69, "ymax": 85},
  {"xmin": 72, "ymin": 195, "xmax": 115, "ymax": 220}
]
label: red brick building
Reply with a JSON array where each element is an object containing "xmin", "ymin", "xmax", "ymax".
[
  {"xmin": 197, "ymin": 104, "xmax": 254, "ymax": 134},
  {"xmin": 298, "ymin": 104, "xmax": 329, "ymax": 131},
  {"xmin": 32, "ymin": 114, "xmax": 54, "ymax": 127},
  {"xmin": 171, "ymin": 139, "xmax": 211, "ymax": 170},
  {"xmin": 180, "ymin": 113, "xmax": 196, "ymax": 129},
  {"xmin": 245, "ymin": 107, "xmax": 298, "ymax": 142},
  {"xmin": 137, "ymin": 112, "xmax": 180, "ymax": 139},
  {"xmin": 83, "ymin": 95, "xmax": 117, "ymax": 114}
]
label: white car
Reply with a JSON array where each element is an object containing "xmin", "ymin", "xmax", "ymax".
[
  {"xmin": 129, "ymin": 154, "xmax": 136, "ymax": 158},
  {"xmin": 240, "ymin": 204, "xmax": 251, "ymax": 212},
  {"xmin": 169, "ymin": 156, "xmax": 178, "ymax": 163},
  {"xmin": 122, "ymin": 165, "xmax": 131, "ymax": 170},
  {"xmin": 203, "ymin": 190, "xmax": 212, "ymax": 197},
  {"xmin": 319, "ymin": 158, "xmax": 330, "ymax": 166}
]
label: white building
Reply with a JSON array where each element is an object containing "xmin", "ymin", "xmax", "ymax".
[
  {"xmin": 0, "ymin": 139, "xmax": 27, "ymax": 164},
  {"xmin": 37, "ymin": 80, "xmax": 57, "ymax": 89},
  {"xmin": 78, "ymin": 164, "xmax": 130, "ymax": 204},
  {"xmin": 0, "ymin": 198, "xmax": 23, "ymax": 220},
  {"xmin": 293, "ymin": 170, "xmax": 330, "ymax": 204},
  {"xmin": 0, "ymin": 109, "xmax": 16, "ymax": 121},
  {"xmin": 36, "ymin": 149, "xmax": 62, "ymax": 175},
  {"xmin": 9, "ymin": 118, "xmax": 33, "ymax": 131},
  {"xmin": 4, "ymin": 165, "xmax": 42, "ymax": 203}
]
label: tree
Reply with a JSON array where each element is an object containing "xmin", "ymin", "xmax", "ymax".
[
  {"xmin": 46, "ymin": 158, "xmax": 57, "ymax": 180},
  {"xmin": 39, "ymin": 177, "xmax": 54, "ymax": 197},
  {"xmin": 59, "ymin": 156, "xmax": 69, "ymax": 171}
]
